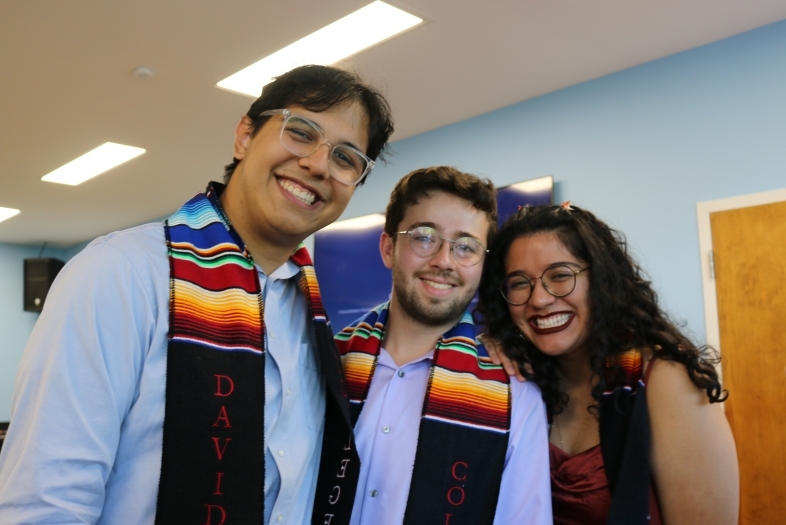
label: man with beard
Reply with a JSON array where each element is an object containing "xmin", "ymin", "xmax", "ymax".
[{"xmin": 335, "ymin": 166, "xmax": 552, "ymax": 525}]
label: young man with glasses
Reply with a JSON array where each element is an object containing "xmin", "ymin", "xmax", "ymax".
[
  {"xmin": 0, "ymin": 65, "xmax": 393, "ymax": 525},
  {"xmin": 335, "ymin": 166, "xmax": 552, "ymax": 524}
]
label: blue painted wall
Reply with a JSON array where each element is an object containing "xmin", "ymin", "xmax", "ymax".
[
  {"xmin": 348, "ymin": 18, "xmax": 786, "ymax": 346},
  {"xmin": 2, "ymin": 18, "xmax": 786, "ymax": 419}
]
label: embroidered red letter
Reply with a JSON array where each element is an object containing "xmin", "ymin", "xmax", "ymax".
[
  {"xmin": 211, "ymin": 437, "xmax": 232, "ymax": 460},
  {"xmin": 213, "ymin": 472, "xmax": 225, "ymax": 495},
  {"xmin": 204, "ymin": 504, "xmax": 226, "ymax": 525},
  {"xmin": 214, "ymin": 375, "xmax": 234, "ymax": 397},
  {"xmin": 444, "ymin": 514, "xmax": 453, "ymax": 525},
  {"xmin": 212, "ymin": 406, "xmax": 232, "ymax": 428},
  {"xmin": 451, "ymin": 461, "xmax": 468, "ymax": 481},
  {"xmin": 447, "ymin": 486, "xmax": 465, "ymax": 506}
]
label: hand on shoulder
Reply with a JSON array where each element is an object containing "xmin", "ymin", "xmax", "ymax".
[{"xmin": 477, "ymin": 334, "xmax": 529, "ymax": 382}]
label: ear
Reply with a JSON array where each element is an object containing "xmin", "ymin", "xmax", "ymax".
[
  {"xmin": 380, "ymin": 232, "xmax": 395, "ymax": 270},
  {"xmin": 233, "ymin": 116, "xmax": 253, "ymax": 160}
]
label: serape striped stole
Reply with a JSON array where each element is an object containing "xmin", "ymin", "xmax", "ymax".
[
  {"xmin": 156, "ymin": 185, "xmax": 358, "ymax": 525},
  {"xmin": 336, "ymin": 303, "xmax": 512, "ymax": 524},
  {"xmin": 599, "ymin": 349, "xmax": 652, "ymax": 525}
]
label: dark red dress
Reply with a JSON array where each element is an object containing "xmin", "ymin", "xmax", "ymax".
[
  {"xmin": 550, "ymin": 443, "xmax": 663, "ymax": 525},
  {"xmin": 549, "ymin": 357, "xmax": 663, "ymax": 525}
]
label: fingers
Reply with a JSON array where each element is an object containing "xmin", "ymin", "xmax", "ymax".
[
  {"xmin": 478, "ymin": 333, "xmax": 502, "ymax": 363},
  {"xmin": 478, "ymin": 333, "xmax": 527, "ymax": 382}
]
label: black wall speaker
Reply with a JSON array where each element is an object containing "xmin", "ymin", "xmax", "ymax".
[{"xmin": 24, "ymin": 258, "xmax": 65, "ymax": 312}]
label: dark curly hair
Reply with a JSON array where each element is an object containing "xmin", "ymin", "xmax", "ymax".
[
  {"xmin": 476, "ymin": 204, "xmax": 727, "ymax": 414},
  {"xmin": 224, "ymin": 64, "xmax": 394, "ymax": 184}
]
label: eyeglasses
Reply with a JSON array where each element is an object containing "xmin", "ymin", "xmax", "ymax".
[
  {"xmin": 257, "ymin": 109, "xmax": 375, "ymax": 186},
  {"xmin": 396, "ymin": 226, "xmax": 488, "ymax": 266},
  {"xmin": 500, "ymin": 265, "xmax": 590, "ymax": 305}
]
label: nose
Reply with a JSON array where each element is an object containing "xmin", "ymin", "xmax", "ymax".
[
  {"xmin": 528, "ymin": 278, "xmax": 555, "ymax": 308},
  {"xmin": 298, "ymin": 143, "xmax": 331, "ymax": 179},
  {"xmin": 428, "ymin": 239, "xmax": 457, "ymax": 270}
]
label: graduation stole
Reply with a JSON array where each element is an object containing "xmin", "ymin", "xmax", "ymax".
[
  {"xmin": 598, "ymin": 349, "xmax": 652, "ymax": 525},
  {"xmin": 335, "ymin": 303, "xmax": 512, "ymax": 525},
  {"xmin": 156, "ymin": 183, "xmax": 359, "ymax": 525}
]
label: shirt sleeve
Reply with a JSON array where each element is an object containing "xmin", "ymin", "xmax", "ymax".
[
  {"xmin": 0, "ymin": 240, "xmax": 158, "ymax": 525},
  {"xmin": 493, "ymin": 380, "xmax": 553, "ymax": 525}
]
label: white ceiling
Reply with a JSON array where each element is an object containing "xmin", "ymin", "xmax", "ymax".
[{"xmin": 2, "ymin": 0, "xmax": 785, "ymax": 246}]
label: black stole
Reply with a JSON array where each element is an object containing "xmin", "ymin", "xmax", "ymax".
[
  {"xmin": 599, "ymin": 349, "xmax": 652, "ymax": 525},
  {"xmin": 155, "ymin": 183, "xmax": 358, "ymax": 525},
  {"xmin": 336, "ymin": 303, "xmax": 512, "ymax": 525}
]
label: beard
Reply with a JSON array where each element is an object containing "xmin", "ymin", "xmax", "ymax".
[{"xmin": 391, "ymin": 266, "xmax": 477, "ymax": 327}]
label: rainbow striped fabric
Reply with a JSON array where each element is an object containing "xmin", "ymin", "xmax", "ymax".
[
  {"xmin": 336, "ymin": 303, "xmax": 511, "ymax": 434},
  {"xmin": 603, "ymin": 348, "xmax": 645, "ymax": 394},
  {"xmin": 159, "ymin": 184, "xmax": 343, "ymax": 525},
  {"xmin": 166, "ymin": 188, "xmax": 326, "ymax": 353}
]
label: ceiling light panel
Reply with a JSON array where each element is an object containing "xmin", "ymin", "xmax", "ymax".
[
  {"xmin": 321, "ymin": 213, "xmax": 385, "ymax": 231},
  {"xmin": 42, "ymin": 142, "xmax": 146, "ymax": 186},
  {"xmin": 0, "ymin": 207, "xmax": 20, "ymax": 224},
  {"xmin": 217, "ymin": 1, "xmax": 422, "ymax": 97}
]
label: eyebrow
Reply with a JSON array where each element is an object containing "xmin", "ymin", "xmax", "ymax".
[
  {"xmin": 298, "ymin": 112, "xmax": 366, "ymax": 153},
  {"xmin": 505, "ymin": 261, "xmax": 582, "ymax": 278},
  {"xmin": 407, "ymin": 223, "xmax": 482, "ymax": 241}
]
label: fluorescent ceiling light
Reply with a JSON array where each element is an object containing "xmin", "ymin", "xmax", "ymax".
[
  {"xmin": 510, "ymin": 176, "xmax": 554, "ymax": 194},
  {"xmin": 42, "ymin": 142, "xmax": 146, "ymax": 186},
  {"xmin": 0, "ymin": 207, "xmax": 20, "ymax": 224},
  {"xmin": 321, "ymin": 213, "xmax": 385, "ymax": 232},
  {"xmin": 217, "ymin": 1, "xmax": 422, "ymax": 97}
]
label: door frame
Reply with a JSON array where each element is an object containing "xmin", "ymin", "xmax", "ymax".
[{"xmin": 696, "ymin": 187, "xmax": 786, "ymax": 352}]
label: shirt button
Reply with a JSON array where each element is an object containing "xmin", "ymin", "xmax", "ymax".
[
  {"xmin": 370, "ymin": 489, "xmax": 378, "ymax": 497},
  {"xmin": 382, "ymin": 425, "xmax": 390, "ymax": 434},
  {"xmin": 286, "ymin": 388, "xmax": 291, "ymax": 396},
  {"xmin": 277, "ymin": 513, "xmax": 283, "ymax": 522},
  {"xmin": 278, "ymin": 450, "xmax": 285, "ymax": 457},
  {"xmin": 397, "ymin": 370, "xmax": 405, "ymax": 378},
  {"xmin": 269, "ymin": 331, "xmax": 274, "ymax": 339}
]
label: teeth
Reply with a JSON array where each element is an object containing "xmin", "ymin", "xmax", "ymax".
[
  {"xmin": 535, "ymin": 313, "xmax": 571, "ymax": 329},
  {"xmin": 279, "ymin": 178, "xmax": 316, "ymax": 205},
  {"xmin": 423, "ymin": 279, "xmax": 453, "ymax": 290}
]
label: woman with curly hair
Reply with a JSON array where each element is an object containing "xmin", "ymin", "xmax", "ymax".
[{"xmin": 476, "ymin": 203, "xmax": 738, "ymax": 525}]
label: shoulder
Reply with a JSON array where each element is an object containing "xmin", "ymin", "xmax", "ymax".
[
  {"xmin": 81, "ymin": 222, "xmax": 166, "ymax": 264},
  {"xmin": 53, "ymin": 222, "xmax": 168, "ymax": 309},
  {"xmin": 70, "ymin": 222, "xmax": 166, "ymax": 275},
  {"xmin": 646, "ymin": 358, "xmax": 710, "ymax": 407}
]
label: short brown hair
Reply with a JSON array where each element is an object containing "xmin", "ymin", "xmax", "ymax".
[{"xmin": 384, "ymin": 166, "xmax": 497, "ymax": 243}]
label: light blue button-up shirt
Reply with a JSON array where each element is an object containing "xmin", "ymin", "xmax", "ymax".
[
  {"xmin": 0, "ymin": 222, "xmax": 325, "ymax": 525},
  {"xmin": 349, "ymin": 347, "xmax": 552, "ymax": 525}
]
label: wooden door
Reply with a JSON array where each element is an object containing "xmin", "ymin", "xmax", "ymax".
[{"xmin": 711, "ymin": 200, "xmax": 786, "ymax": 524}]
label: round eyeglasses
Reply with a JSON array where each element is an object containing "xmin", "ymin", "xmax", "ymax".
[
  {"xmin": 396, "ymin": 226, "xmax": 488, "ymax": 266},
  {"xmin": 500, "ymin": 265, "xmax": 590, "ymax": 305},
  {"xmin": 256, "ymin": 109, "xmax": 375, "ymax": 186}
]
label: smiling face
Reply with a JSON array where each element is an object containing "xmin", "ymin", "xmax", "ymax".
[
  {"xmin": 222, "ymin": 102, "xmax": 369, "ymax": 252},
  {"xmin": 504, "ymin": 232, "xmax": 592, "ymax": 360},
  {"xmin": 381, "ymin": 191, "xmax": 489, "ymax": 328}
]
